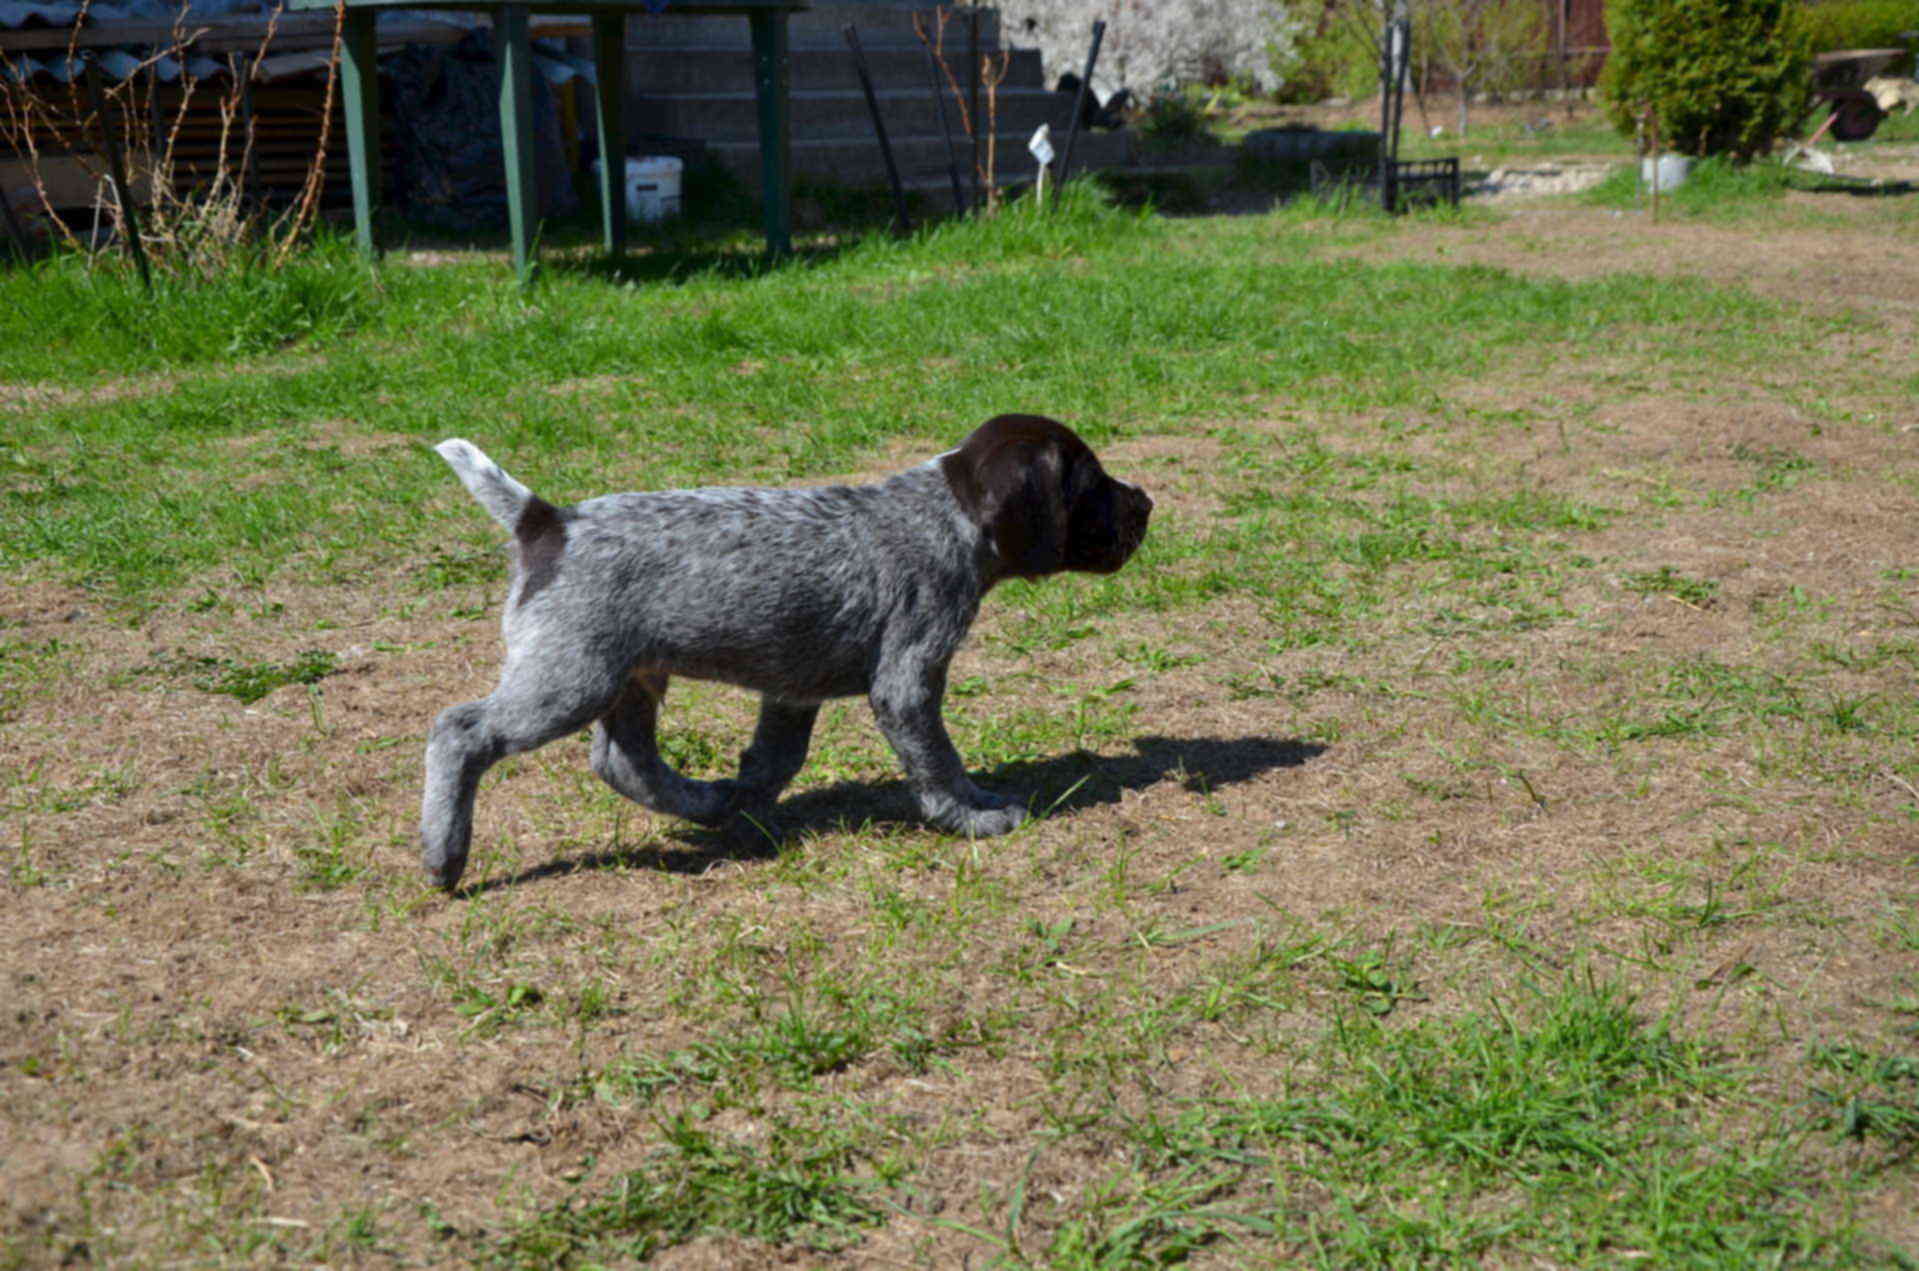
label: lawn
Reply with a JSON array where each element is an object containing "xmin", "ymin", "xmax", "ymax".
[{"xmin": 2, "ymin": 150, "xmax": 1917, "ymax": 1267}]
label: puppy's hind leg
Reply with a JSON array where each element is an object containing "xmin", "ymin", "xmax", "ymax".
[
  {"xmin": 590, "ymin": 672, "xmax": 738, "ymax": 828},
  {"xmin": 724, "ymin": 698, "xmax": 820, "ymax": 840},
  {"xmin": 421, "ymin": 655, "xmax": 620, "ymax": 891}
]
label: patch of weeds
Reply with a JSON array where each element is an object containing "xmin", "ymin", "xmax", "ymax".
[
  {"xmin": 1624, "ymin": 565, "xmax": 1719, "ymax": 608},
  {"xmin": 1223, "ymin": 668, "xmax": 1282, "ymax": 700},
  {"xmin": 1876, "ymin": 903, "xmax": 1919, "ymax": 953},
  {"xmin": 1329, "ymin": 945, "xmax": 1425, "ymax": 1016},
  {"xmin": 294, "ymin": 800, "xmax": 373, "ymax": 891},
  {"xmin": 422, "ymin": 958, "xmax": 546, "ymax": 1038},
  {"xmin": 658, "ymin": 727, "xmax": 726, "ymax": 777},
  {"xmin": 1729, "ymin": 440, "xmax": 1816, "ymax": 497},
  {"xmin": 1104, "ymin": 976, "xmax": 1853, "ymax": 1263},
  {"xmin": 491, "ymin": 1113, "xmax": 882, "ymax": 1265},
  {"xmin": 0, "ymin": 635, "xmax": 79, "ymax": 722},
  {"xmin": 580, "ymin": 982, "xmax": 1000, "ymax": 1108},
  {"xmin": 155, "ymin": 648, "xmax": 337, "ymax": 704},
  {"xmin": 1036, "ymin": 1167, "xmax": 1241, "ymax": 1267},
  {"xmin": 5, "ymin": 763, "xmax": 139, "ymax": 815},
  {"xmin": 1808, "ymin": 1042, "xmax": 1919, "ymax": 1150},
  {"xmin": 8, "ymin": 835, "xmax": 49, "ymax": 887},
  {"xmin": 1576, "ymin": 655, "xmax": 1891, "ymax": 747},
  {"xmin": 1116, "ymin": 641, "xmax": 1202, "ymax": 674},
  {"xmin": 999, "ymin": 917, "xmax": 1079, "ymax": 984},
  {"xmin": 1219, "ymin": 845, "xmax": 1267, "ymax": 874},
  {"xmin": 416, "ymin": 543, "xmax": 500, "ymax": 590}
]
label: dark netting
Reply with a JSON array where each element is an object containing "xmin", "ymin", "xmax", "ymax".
[{"xmin": 383, "ymin": 29, "xmax": 577, "ymax": 232}]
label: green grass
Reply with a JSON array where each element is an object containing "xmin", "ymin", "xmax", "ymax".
[
  {"xmin": 1, "ymin": 185, "xmax": 1805, "ymax": 599},
  {"xmin": 5, "ymin": 173, "xmax": 1918, "ymax": 1268},
  {"xmin": 491, "ymin": 1114, "xmax": 884, "ymax": 1265},
  {"xmin": 1097, "ymin": 976, "xmax": 1841, "ymax": 1266}
]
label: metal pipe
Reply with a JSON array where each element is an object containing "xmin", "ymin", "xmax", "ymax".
[
  {"xmin": 1056, "ymin": 19, "xmax": 1105, "ymax": 191},
  {"xmin": 843, "ymin": 24, "xmax": 911, "ymax": 235}
]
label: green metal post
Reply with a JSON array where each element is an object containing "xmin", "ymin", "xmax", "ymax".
[
  {"xmin": 592, "ymin": 11, "xmax": 626, "ymax": 261},
  {"xmin": 749, "ymin": 10, "xmax": 791, "ymax": 258},
  {"xmin": 495, "ymin": 3, "xmax": 539, "ymax": 285},
  {"xmin": 339, "ymin": 6, "xmax": 380, "ymax": 260}
]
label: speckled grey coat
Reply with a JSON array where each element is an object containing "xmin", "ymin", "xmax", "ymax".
[{"xmin": 420, "ymin": 415, "xmax": 1152, "ymax": 890}]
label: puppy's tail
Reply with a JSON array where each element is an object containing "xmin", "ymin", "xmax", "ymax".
[{"xmin": 435, "ymin": 439, "xmax": 535, "ymax": 531}]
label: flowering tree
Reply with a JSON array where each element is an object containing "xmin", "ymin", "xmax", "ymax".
[{"xmin": 1001, "ymin": 0, "xmax": 1304, "ymax": 97}]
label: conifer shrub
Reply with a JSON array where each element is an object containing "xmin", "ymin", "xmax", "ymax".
[{"xmin": 1599, "ymin": 0, "xmax": 1812, "ymax": 159}]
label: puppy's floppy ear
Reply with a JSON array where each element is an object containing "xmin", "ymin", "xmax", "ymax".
[{"xmin": 941, "ymin": 414, "xmax": 1079, "ymax": 579}]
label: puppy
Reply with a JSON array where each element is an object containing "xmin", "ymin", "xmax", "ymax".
[{"xmin": 421, "ymin": 414, "xmax": 1152, "ymax": 889}]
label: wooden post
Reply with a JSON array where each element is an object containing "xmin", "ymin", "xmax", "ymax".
[
  {"xmin": 750, "ymin": 10, "xmax": 792, "ymax": 257},
  {"xmin": 966, "ymin": 7, "xmax": 980, "ymax": 209},
  {"xmin": 495, "ymin": 3, "xmax": 539, "ymax": 285},
  {"xmin": 339, "ymin": 6, "xmax": 380, "ymax": 260},
  {"xmin": 592, "ymin": 10, "xmax": 626, "ymax": 261}
]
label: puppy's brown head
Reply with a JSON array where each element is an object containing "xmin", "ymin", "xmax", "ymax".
[{"xmin": 940, "ymin": 414, "xmax": 1152, "ymax": 582}]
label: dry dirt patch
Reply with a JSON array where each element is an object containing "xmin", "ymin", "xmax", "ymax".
[{"xmin": 1324, "ymin": 201, "xmax": 1919, "ymax": 329}]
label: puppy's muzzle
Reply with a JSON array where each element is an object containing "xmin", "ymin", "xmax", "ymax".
[{"xmin": 1118, "ymin": 483, "xmax": 1153, "ymax": 562}]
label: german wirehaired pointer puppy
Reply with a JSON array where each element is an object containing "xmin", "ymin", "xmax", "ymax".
[{"xmin": 421, "ymin": 414, "xmax": 1152, "ymax": 890}]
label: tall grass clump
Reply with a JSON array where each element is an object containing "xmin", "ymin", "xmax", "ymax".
[
  {"xmin": 0, "ymin": 231, "xmax": 389, "ymax": 376},
  {"xmin": 1580, "ymin": 152, "xmax": 1801, "ymax": 214}
]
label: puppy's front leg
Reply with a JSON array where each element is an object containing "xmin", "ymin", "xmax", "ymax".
[{"xmin": 868, "ymin": 658, "xmax": 1027, "ymax": 837}]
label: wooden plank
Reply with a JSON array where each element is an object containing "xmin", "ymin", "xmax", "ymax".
[
  {"xmin": 750, "ymin": 8, "xmax": 791, "ymax": 256},
  {"xmin": 592, "ymin": 10, "xmax": 624, "ymax": 259},
  {"xmin": 496, "ymin": 3, "xmax": 539, "ymax": 284},
  {"xmin": 339, "ymin": 6, "xmax": 380, "ymax": 257}
]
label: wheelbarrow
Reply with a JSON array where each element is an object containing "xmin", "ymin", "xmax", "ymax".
[{"xmin": 1801, "ymin": 46, "xmax": 1913, "ymax": 144}]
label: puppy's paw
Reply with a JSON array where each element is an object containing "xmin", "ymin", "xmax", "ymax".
[
  {"xmin": 720, "ymin": 796, "xmax": 787, "ymax": 857},
  {"xmin": 936, "ymin": 794, "xmax": 1029, "ymax": 838},
  {"xmin": 421, "ymin": 849, "xmax": 468, "ymax": 892},
  {"xmin": 676, "ymin": 778, "xmax": 742, "ymax": 829}
]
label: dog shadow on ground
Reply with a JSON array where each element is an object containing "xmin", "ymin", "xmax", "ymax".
[{"xmin": 459, "ymin": 734, "xmax": 1325, "ymax": 897}]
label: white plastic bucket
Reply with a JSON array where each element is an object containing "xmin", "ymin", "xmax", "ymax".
[
  {"xmin": 1639, "ymin": 154, "xmax": 1691, "ymax": 192},
  {"xmin": 623, "ymin": 155, "xmax": 682, "ymax": 222}
]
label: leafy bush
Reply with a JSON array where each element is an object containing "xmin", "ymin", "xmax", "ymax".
[
  {"xmin": 1599, "ymin": 0, "xmax": 1812, "ymax": 159},
  {"xmin": 1138, "ymin": 91, "xmax": 1213, "ymax": 146},
  {"xmin": 1284, "ymin": 17, "xmax": 1380, "ymax": 102},
  {"xmin": 1796, "ymin": 0, "xmax": 1919, "ymax": 55}
]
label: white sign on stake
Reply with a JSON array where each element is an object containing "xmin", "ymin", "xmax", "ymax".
[
  {"xmin": 1027, "ymin": 123, "xmax": 1055, "ymax": 166},
  {"xmin": 1028, "ymin": 123, "xmax": 1054, "ymax": 206}
]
